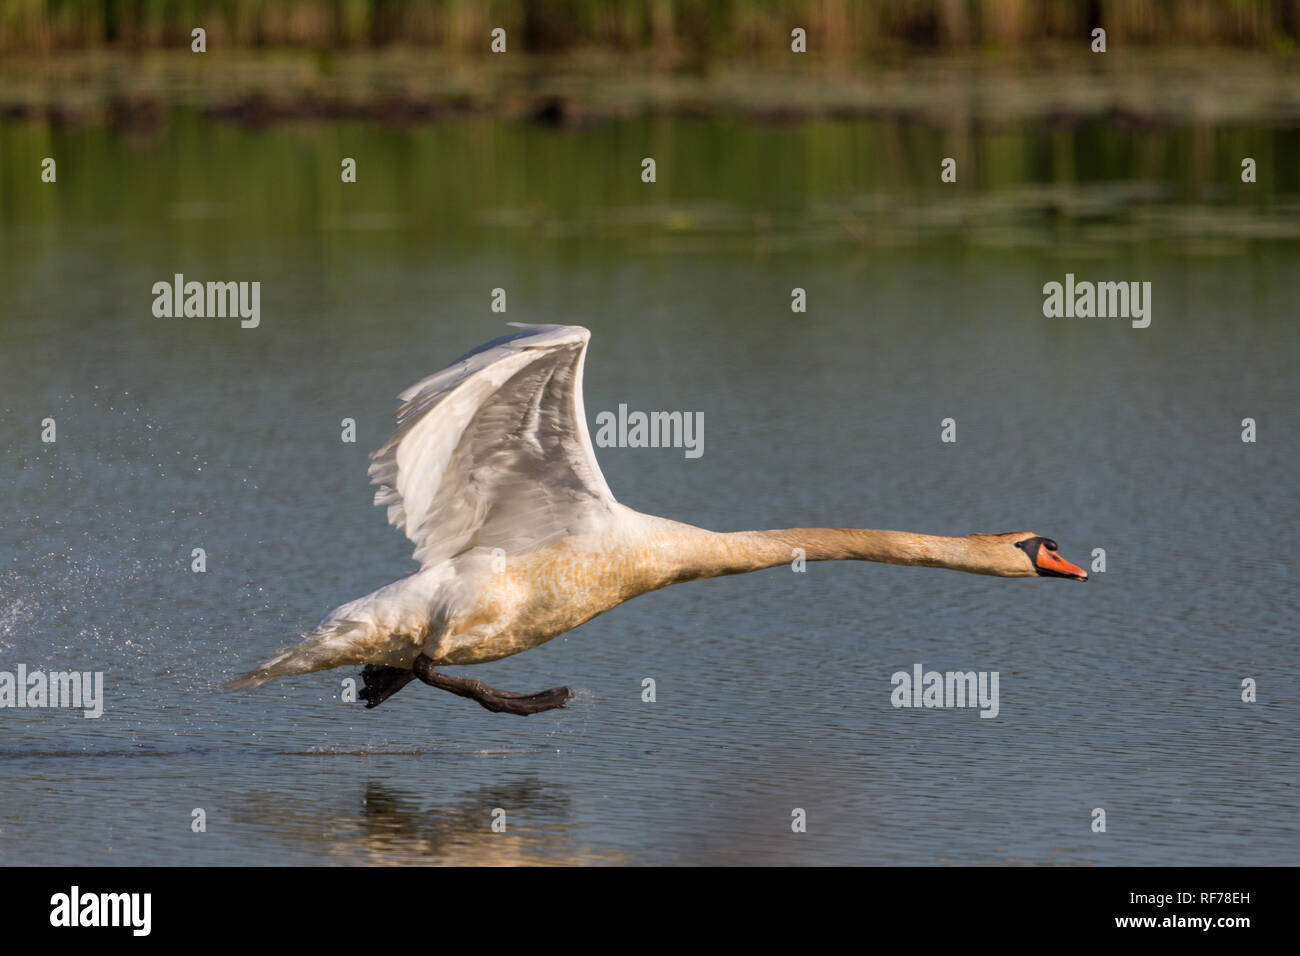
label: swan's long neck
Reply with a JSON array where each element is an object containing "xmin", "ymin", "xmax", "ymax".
[{"xmin": 662, "ymin": 527, "xmax": 998, "ymax": 582}]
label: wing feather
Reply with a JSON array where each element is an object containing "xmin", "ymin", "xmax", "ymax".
[{"xmin": 369, "ymin": 323, "xmax": 615, "ymax": 565}]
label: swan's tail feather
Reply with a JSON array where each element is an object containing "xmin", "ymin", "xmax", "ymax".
[{"xmin": 225, "ymin": 620, "xmax": 367, "ymax": 691}]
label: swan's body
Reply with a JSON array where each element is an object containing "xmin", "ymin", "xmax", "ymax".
[{"xmin": 231, "ymin": 324, "xmax": 1086, "ymax": 712}]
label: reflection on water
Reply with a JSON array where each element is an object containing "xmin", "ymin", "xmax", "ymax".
[
  {"xmin": 340, "ymin": 779, "xmax": 616, "ymax": 866},
  {"xmin": 223, "ymin": 775, "xmax": 621, "ymax": 867},
  {"xmin": 0, "ymin": 108, "xmax": 1297, "ymax": 865}
]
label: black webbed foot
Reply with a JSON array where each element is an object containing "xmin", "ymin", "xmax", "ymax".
[{"xmin": 358, "ymin": 665, "xmax": 417, "ymax": 709}]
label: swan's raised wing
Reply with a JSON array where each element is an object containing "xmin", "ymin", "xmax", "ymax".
[{"xmin": 369, "ymin": 323, "xmax": 616, "ymax": 566}]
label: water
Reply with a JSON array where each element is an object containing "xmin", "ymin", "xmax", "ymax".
[{"xmin": 0, "ymin": 111, "xmax": 1297, "ymax": 865}]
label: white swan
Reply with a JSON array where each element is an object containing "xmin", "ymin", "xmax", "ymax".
[{"xmin": 230, "ymin": 323, "xmax": 1086, "ymax": 715}]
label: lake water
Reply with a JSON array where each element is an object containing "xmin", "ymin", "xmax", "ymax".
[{"xmin": 0, "ymin": 112, "xmax": 1297, "ymax": 865}]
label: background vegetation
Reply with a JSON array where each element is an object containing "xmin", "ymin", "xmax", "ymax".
[{"xmin": 2, "ymin": 0, "xmax": 1298, "ymax": 55}]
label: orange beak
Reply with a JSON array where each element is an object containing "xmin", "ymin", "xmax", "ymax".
[{"xmin": 1035, "ymin": 545, "xmax": 1088, "ymax": 582}]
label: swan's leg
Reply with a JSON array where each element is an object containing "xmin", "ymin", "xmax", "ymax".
[
  {"xmin": 358, "ymin": 665, "xmax": 417, "ymax": 709},
  {"xmin": 411, "ymin": 654, "xmax": 572, "ymax": 716}
]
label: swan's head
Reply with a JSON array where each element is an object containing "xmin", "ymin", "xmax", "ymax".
[
  {"xmin": 1006, "ymin": 533, "xmax": 1088, "ymax": 581},
  {"xmin": 967, "ymin": 532, "xmax": 1087, "ymax": 579}
]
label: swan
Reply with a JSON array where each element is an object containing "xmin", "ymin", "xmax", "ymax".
[{"xmin": 230, "ymin": 323, "xmax": 1087, "ymax": 715}]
